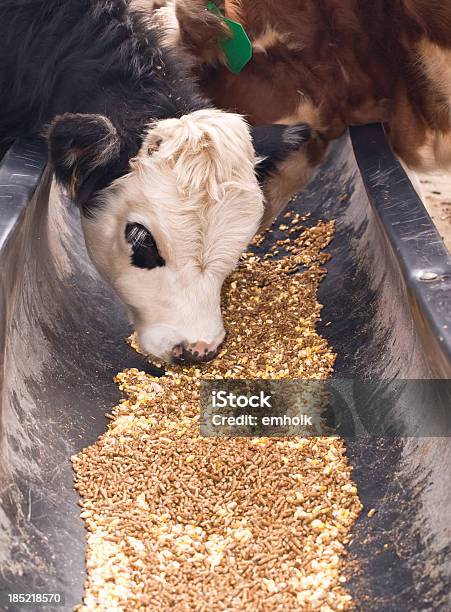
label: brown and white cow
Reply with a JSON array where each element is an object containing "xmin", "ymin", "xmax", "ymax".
[{"xmin": 150, "ymin": 0, "xmax": 451, "ymax": 219}]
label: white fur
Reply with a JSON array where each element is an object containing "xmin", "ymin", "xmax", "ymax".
[
  {"xmin": 82, "ymin": 109, "xmax": 264, "ymax": 361},
  {"xmin": 144, "ymin": 1, "xmax": 180, "ymax": 49},
  {"xmin": 418, "ymin": 40, "xmax": 451, "ymax": 124},
  {"xmin": 415, "ymin": 39, "xmax": 451, "ymax": 172}
]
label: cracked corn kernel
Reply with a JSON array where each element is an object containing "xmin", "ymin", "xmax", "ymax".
[{"xmin": 73, "ymin": 216, "xmax": 362, "ymax": 611}]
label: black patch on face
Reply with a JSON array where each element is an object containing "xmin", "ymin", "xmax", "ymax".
[{"xmin": 125, "ymin": 223, "xmax": 165, "ymax": 270}]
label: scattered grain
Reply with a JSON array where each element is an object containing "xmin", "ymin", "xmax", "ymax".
[{"xmin": 73, "ymin": 215, "xmax": 362, "ymax": 611}]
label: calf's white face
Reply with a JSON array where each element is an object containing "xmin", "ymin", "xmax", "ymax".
[
  {"xmin": 48, "ymin": 109, "xmax": 312, "ymax": 363},
  {"xmin": 81, "ymin": 110, "xmax": 264, "ymax": 363}
]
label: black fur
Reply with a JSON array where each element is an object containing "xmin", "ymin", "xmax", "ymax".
[
  {"xmin": 0, "ymin": 0, "xmax": 206, "ymax": 213},
  {"xmin": 252, "ymin": 124, "xmax": 312, "ymax": 182},
  {"xmin": 0, "ymin": 1, "xmax": 314, "ymax": 217},
  {"xmin": 46, "ymin": 113, "xmax": 124, "ymax": 211}
]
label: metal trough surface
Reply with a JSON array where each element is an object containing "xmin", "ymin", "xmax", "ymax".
[{"xmin": 0, "ymin": 125, "xmax": 450, "ymax": 611}]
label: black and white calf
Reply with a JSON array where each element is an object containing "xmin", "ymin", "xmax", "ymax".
[{"xmin": 0, "ymin": 0, "xmax": 312, "ymax": 363}]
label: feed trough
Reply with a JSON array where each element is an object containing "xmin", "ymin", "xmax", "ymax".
[{"xmin": 0, "ymin": 124, "xmax": 450, "ymax": 610}]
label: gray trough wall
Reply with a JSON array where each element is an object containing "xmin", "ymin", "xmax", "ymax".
[{"xmin": 0, "ymin": 127, "xmax": 450, "ymax": 610}]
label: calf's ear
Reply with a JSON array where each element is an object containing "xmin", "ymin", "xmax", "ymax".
[
  {"xmin": 251, "ymin": 123, "xmax": 327, "ymax": 230},
  {"xmin": 175, "ymin": 0, "xmax": 230, "ymax": 64},
  {"xmin": 47, "ymin": 113, "xmax": 121, "ymax": 200},
  {"xmin": 251, "ymin": 123, "xmax": 312, "ymax": 183}
]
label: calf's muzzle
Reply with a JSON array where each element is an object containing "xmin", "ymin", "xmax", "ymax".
[{"xmin": 171, "ymin": 340, "xmax": 221, "ymax": 365}]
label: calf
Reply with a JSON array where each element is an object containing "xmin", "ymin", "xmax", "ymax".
[
  {"xmin": 0, "ymin": 0, "xmax": 313, "ymax": 363},
  {"xmin": 158, "ymin": 0, "xmax": 451, "ymax": 210}
]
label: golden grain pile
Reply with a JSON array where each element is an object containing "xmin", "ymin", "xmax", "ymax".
[{"xmin": 72, "ymin": 213, "xmax": 362, "ymax": 611}]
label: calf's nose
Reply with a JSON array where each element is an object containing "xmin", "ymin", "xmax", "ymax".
[{"xmin": 171, "ymin": 341, "xmax": 220, "ymax": 365}]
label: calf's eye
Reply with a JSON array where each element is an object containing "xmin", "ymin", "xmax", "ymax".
[{"xmin": 125, "ymin": 223, "xmax": 165, "ymax": 270}]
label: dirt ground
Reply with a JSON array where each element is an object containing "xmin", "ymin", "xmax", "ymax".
[{"xmin": 419, "ymin": 172, "xmax": 451, "ymax": 254}]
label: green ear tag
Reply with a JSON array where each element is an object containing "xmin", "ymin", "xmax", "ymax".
[{"xmin": 207, "ymin": 2, "xmax": 253, "ymax": 74}]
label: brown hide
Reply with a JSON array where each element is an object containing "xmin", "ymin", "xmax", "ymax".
[{"xmin": 175, "ymin": 0, "xmax": 451, "ymax": 171}]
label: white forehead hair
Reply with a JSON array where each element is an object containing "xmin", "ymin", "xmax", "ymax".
[
  {"xmin": 118, "ymin": 108, "xmax": 264, "ymax": 275},
  {"xmin": 144, "ymin": 109, "xmax": 255, "ymax": 197}
]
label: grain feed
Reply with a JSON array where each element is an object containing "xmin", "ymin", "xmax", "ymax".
[{"xmin": 73, "ymin": 214, "xmax": 362, "ymax": 611}]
